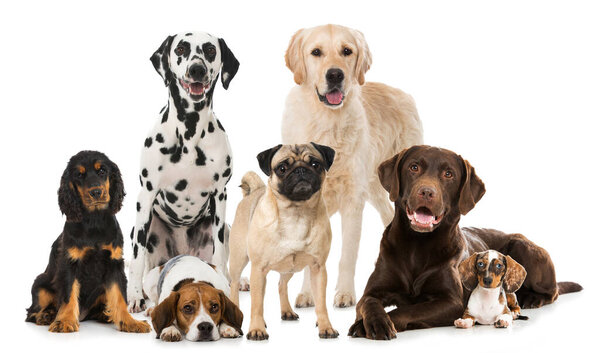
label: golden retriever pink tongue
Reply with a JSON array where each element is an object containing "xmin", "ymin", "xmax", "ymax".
[{"xmin": 326, "ymin": 90, "xmax": 343, "ymax": 105}]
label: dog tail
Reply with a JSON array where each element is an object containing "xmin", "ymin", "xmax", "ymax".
[
  {"xmin": 558, "ymin": 281, "xmax": 583, "ymax": 295},
  {"xmin": 240, "ymin": 171, "xmax": 265, "ymax": 197}
]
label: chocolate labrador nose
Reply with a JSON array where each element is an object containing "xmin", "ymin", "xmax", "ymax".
[{"xmin": 417, "ymin": 186, "xmax": 436, "ymax": 202}]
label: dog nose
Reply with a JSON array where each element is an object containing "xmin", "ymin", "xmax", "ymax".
[
  {"xmin": 326, "ymin": 68, "xmax": 344, "ymax": 85},
  {"xmin": 293, "ymin": 167, "xmax": 307, "ymax": 175},
  {"xmin": 189, "ymin": 64, "xmax": 207, "ymax": 81},
  {"xmin": 197, "ymin": 322, "xmax": 213, "ymax": 334},
  {"xmin": 417, "ymin": 186, "xmax": 436, "ymax": 201},
  {"xmin": 89, "ymin": 189, "xmax": 103, "ymax": 199},
  {"xmin": 483, "ymin": 277, "xmax": 493, "ymax": 286}
]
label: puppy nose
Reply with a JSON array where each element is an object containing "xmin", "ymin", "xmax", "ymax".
[
  {"xmin": 417, "ymin": 186, "xmax": 436, "ymax": 201},
  {"xmin": 483, "ymin": 277, "xmax": 493, "ymax": 286},
  {"xmin": 294, "ymin": 167, "xmax": 307, "ymax": 175},
  {"xmin": 326, "ymin": 68, "xmax": 344, "ymax": 84},
  {"xmin": 89, "ymin": 189, "xmax": 103, "ymax": 199},
  {"xmin": 197, "ymin": 322, "xmax": 213, "ymax": 333},
  {"xmin": 188, "ymin": 64, "xmax": 207, "ymax": 81}
]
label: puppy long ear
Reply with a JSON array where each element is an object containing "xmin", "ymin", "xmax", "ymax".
[
  {"xmin": 458, "ymin": 253, "xmax": 479, "ymax": 291},
  {"xmin": 58, "ymin": 161, "xmax": 83, "ymax": 222},
  {"xmin": 378, "ymin": 148, "xmax": 410, "ymax": 202},
  {"xmin": 503, "ymin": 255, "xmax": 527, "ymax": 293},
  {"xmin": 256, "ymin": 144, "xmax": 282, "ymax": 176},
  {"xmin": 458, "ymin": 158, "xmax": 486, "ymax": 215},
  {"xmin": 285, "ymin": 29, "xmax": 306, "ymax": 85},
  {"xmin": 151, "ymin": 291, "xmax": 179, "ymax": 339},
  {"xmin": 219, "ymin": 291, "xmax": 244, "ymax": 336},
  {"xmin": 107, "ymin": 158, "xmax": 125, "ymax": 215},
  {"xmin": 351, "ymin": 29, "xmax": 372, "ymax": 85},
  {"xmin": 310, "ymin": 142, "xmax": 335, "ymax": 171},
  {"xmin": 218, "ymin": 38, "xmax": 240, "ymax": 90},
  {"xmin": 150, "ymin": 35, "xmax": 175, "ymax": 86}
]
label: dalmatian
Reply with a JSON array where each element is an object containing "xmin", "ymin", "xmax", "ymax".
[{"xmin": 127, "ymin": 32, "xmax": 239, "ymax": 313}]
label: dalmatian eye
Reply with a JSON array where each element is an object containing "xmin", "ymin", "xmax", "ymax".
[
  {"xmin": 311, "ymin": 48, "xmax": 321, "ymax": 57},
  {"xmin": 409, "ymin": 164, "xmax": 419, "ymax": 172},
  {"xmin": 207, "ymin": 47, "xmax": 216, "ymax": 57},
  {"xmin": 210, "ymin": 303, "xmax": 219, "ymax": 313},
  {"xmin": 182, "ymin": 304, "xmax": 194, "ymax": 314},
  {"xmin": 343, "ymin": 47, "xmax": 352, "ymax": 56},
  {"xmin": 175, "ymin": 46, "xmax": 185, "ymax": 56}
]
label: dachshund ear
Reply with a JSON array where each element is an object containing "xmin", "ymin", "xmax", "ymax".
[
  {"xmin": 378, "ymin": 148, "xmax": 410, "ymax": 202},
  {"xmin": 58, "ymin": 164, "xmax": 82, "ymax": 222},
  {"xmin": 285, "ymin": 28, "xmax": 306, "ymax": 85},
  {"xmin": 218, "ymin": 38, "xmax": 240, "ymax": 90},
  {"xmin": 458, "ymin": 253, "xmax": 479, "ymax": 291},
  {"xmin": 350, "ymin": 29, "xmax": 372, "ymax": 85},
  {"xmin": 151, "ymin": 291, "xmax": 179, "ymax": 339},
  {"xmin": 310, "ymin": 142, "xmax": 335, "ymax": 171},
  {"xmin": 503, "ymin": 255, "xmax": 527, "ymax": 293},
  {"xmin": 108, "ymin": 159, "xmax": 125, "ymax": 215},
  {"xmin": 458, "ymin": 158, "xmax": 486, "ymax": 215},
  {"xmin": 256, "ymin": 144, "xmax": 282, "ymax": 176},
  {"xmin": 219, "ymin": 291, "xmax": 243, "ymax": 336},
  {"xmin": 150, "ymin": 35, "xmax": 175, "ymax": 86}
]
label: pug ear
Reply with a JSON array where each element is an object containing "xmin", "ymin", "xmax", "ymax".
[
  {"xmin": 458, "ymin": 158, "xmax": 486, "ymax": 215},
  {"xmin": 377, "ymin": 148, "xmax": 411, "ymax": 202},
  {"xmin": 310, "ymin": 142, "xmax": 335, "ymax": 171},
  {"xmin": 256, "ymin": 144, "xmax": 282, "ymax": 176},
  {"xmin": 350, "ymin": 29, "xmax": 372, "ymax": 85},
  {"xmin": 218, "ymin": 38, "xmax": 240, "ymax": 90},
  {"xmin": 503, "ymin": 255, "xmax": 527, "ymax": 293},
  {"xmin": 458, "ymin": 253, "xmax": 479, "ymax": 291},
  {"xmin": 150, "ymin": 35, "xmax": 175, "ymax": 86},
  {"xmin": 285, "ymin": 29, "xmax": 306, "ymax": 85}
]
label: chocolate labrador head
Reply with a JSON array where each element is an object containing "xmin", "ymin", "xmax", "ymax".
[{"xmin": 378, "ymin": 145, "xmax": 485, "ymax": 233}]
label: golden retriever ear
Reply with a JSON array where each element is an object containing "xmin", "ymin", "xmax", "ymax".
[
  {"xmin": 219, "ymin": 291, "xmax": 244, "ymax": 336},
  {"xmin": 285, "ymin": 29, "xmax": 306, "ymax": 85},
  {"xmin": 458, "ymin": 158, "xmax": 486, "ymax": 215},
  {"xmin": 151, "ymin": 291, "xmax": 179, "ymax": 339},
  {"xmin": 503, "ymin": 255, "xmax": 527, "ymax": 293},
  {"xmin": 378, "ymin": 148, "xmax": 410, "ymax": 202},
  {"xmin": 458, "ymin": 253, "xmax": 479, "ymax": 291},
  {"xmin": 351, "ymin": 29, "xmax": 372, "ymax": 85}
]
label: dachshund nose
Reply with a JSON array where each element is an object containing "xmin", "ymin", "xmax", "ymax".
[
  {"xmin": 293, "ymin": 167, "xmax": 307, "ymax": 175},
  {"xmin": 483, "ymin": 277, "xmax": 493, "ymax": 286},
  {"xmin": 197, "ymin": 322, "xmax": 213, "ymax": 334},
  {"xmin": 89, "ymin": 189, "xmax": 103, "ymax": 199},
  {"xmin": 417, "ymin": 186, "xmax": 436, "ymax": 202},
  {"xmin": 189, "ymin": 64, "xmax": 207, "ymax": 81},
  {"xmin": 326, "ymin": 68, "xmax": 344, "ymax": 85}
]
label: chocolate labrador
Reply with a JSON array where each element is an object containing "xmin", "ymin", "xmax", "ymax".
[{"xmin": 348, "ymin": 145, "xmax": 582, "ymax": 340}]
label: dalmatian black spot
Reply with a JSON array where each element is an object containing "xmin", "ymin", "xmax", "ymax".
[
  {"xmin": 175, "ymin": 179, "xmax": 187, "ymax": 191},
  {"xmin": 139, "ymin": 176, "xmax": 143, "ymax": 186},
  {"xmin": 213, "ymin": 173, "xmax": 219, "ymax": 181},
  {"xmin": 196, "ymin": 46, "xmax": 202, "ymax": 54},
  {"xmin": 156, "ymin": 133, "xmax": 164, "ymax": 143},
  {"xmin": 176, "ymin": 204, "xmax": 182, "ymax": 208},
  {"xmin": 195, "ymin": 147, "xmax": 207, "ymax": 166},
  {"xmin": 137, "ymin": 229, "xmax": 147, "ymax": 247},
  {"xmin": 218, "ymin": 193, "xmax": 224, "ymax": 201},
  {"xmin": 216, "ymin": 119, "xmax": 225, "ymax": 132},
  {"xmin": 142, "ymin": 169, "xmax": 148, "ymax": 178},
  {"xmin": 130, "ymin": 227, "xmax": 134, "ymax": 240},
  {"xmin": 185, "ymin": 33, "xmax": 193, "ymax": 36},
  {"xmin": 161, "ymin": 107, "xmax": 169, "ymax": 123},
  {"xmin": 200, "ymin": 130, "xmax": 206, "ymax": 138},
  {"xmin": 146, "ymin": 181, "xmax": 153, "ymax": 191},
  {"xmin": 158, "ymin": 166, "xmax": 163, "ymax": 171},
  {"xmin": 133, "ymin": 244, "xmax": 138, "ymax": 258},
  {"xmin": 194, "ymin": 101, "xmax": 206, "ymax": 111},
  {"xmin": 222, "ymin": 168, "xmax": 231, "ymax": 178},
  {"xmin": 201, "ymin": 192, "xmax": 208, "ymax": 197},
  {"xmin": 166, "ymin": 191, "xmax": 178, "ymax": 203},
  {"xmin": 136, "ymin": 202, "xmax": 141, "ymax": 212},
  {"xmin": 147, "ymin": 233, "xmax": 159, "ymax": 253},
  {"xmin": 145, "ymin": 137, "xmax": 153, "ymax": 147},
  {"xmin": 183, "ymin": 112, "xmax": 200, "ymax": 140},
  {"xmin": 226, "ymin": 155, "xmax": 231, "ymax": 166},
  {"xmin": 218, "ymin": 225, "xmax": 225, "ymax": 243},
  {"xmin": 208, "ymin": 122, "xmax": 215, "ymax": 133}
]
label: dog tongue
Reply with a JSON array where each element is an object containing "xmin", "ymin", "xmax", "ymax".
[
  {"xmin": 326, "ymin": 90, "xmax": 343, "ymax": 105},
  {"xmin": 190, "ymin": 82, "xmax": 205, "ymax": 95},
  {"xmin": 414, "ymin": 208, "xmax": 435, "ymax": 224}
]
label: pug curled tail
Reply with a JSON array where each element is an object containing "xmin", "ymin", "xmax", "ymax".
[{"xmin": 240, "ymin": 172, "xmax": 265, "ymax": 196}]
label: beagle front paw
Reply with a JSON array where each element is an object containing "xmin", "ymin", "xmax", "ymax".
[
  {"xmin": 219, "ymin": 323, "xmax": 242, "ymax": 338},
  {"xmin": 160, "ymin": 325, "xmax": 182, "ymax": 342}
]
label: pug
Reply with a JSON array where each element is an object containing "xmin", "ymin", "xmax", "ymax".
[{"xmin": 228, "ymin": 143, "xmax": 339, "ymax": 340}]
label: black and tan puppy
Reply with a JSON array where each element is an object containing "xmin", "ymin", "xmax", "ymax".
[
  {"xmin": 26, "ymin": 151, "xmax": 151, "ymax": 333},
  {"xmin": 228, "ymin": 143, "xmax": 338, "ymax": 340}
]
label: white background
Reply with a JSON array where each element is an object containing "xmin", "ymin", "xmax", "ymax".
[{"xmin": 1, "ymin": 0, "xmax": 598, "ymax": 351}]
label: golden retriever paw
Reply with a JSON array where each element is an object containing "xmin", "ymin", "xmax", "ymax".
[
  {"xmin": 295, "ymin": 292, "xmax": 314, "ymax": 308},
  {"xmin": 333, "ymin": 291, "xmax": 355, "ymax": 308}
]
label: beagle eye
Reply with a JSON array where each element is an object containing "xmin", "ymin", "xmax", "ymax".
[
  {"xmin": 175, "ymin": 46, "xmax": 185, "ymax": 56},
  {"xmin": 444, "ymin": 170, "xmax": 453, "ymax": 179},
  {"xmin": 477, "ymin": 262, "xmax": 485, "ymax": 268},
  {"xmin": 276, "ymin": 164, "xmax": 288, "ymax": 175},
  {"xmin": 409, "ymin": 164, "xmax": 419, "ymax": 173},
  {"xmin": 210, "ymin": 303, "xmax": 219, "ymax": 313},
  {"xmin": 182, "ymin": 304, "xmax": 194, "ymax": 314},
  {"xmin": 343, "ymin": 47, "xmax": 353, "ymax": 56},
  {"xmin": 311, "ymin": 48, "xmax": 321, "ymax": 57}
]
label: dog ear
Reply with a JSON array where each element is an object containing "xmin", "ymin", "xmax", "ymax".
[
  {"xmin": 503, "ymin": 255, "xmax": 527, "ymax": 293},
  {"xmin": 458, "ymin": 253, "xmax": 479, "ymax": 291},
  {"xmin": 107, "ymin": 158, "xmax": 125, "ymax": 215},
  {"xmin": 256, "ymin": 144, "xmax": 282, "ymax": 176},
  {"xmin": 458, "ymin": 158, "xmax": 486, "ymax": 215},
  {"xmin": 219, "ymin": 291, "xmax": 244, "ymax": 336},
  {"xmin": 285, "ymin": 28, "xmax": 306, "ymax": 85},
  {"xmin": 218, "ymin": 38, "xmax": 240, "ymax": 90},
  {"xmin": 58, "ymin": 161, "xmax": 83, "ymax": 222},
  {"xmin": 151, "ymin": 291, "xmax": 179, "ymax": 339},
  {"xmin": 378, "ymin": 148, "xmax": 410, "ymax": 202},
  {"xmin": 150, "ymin": 35, "xmax": 175, "ymax": 86},
  {"xmin": 310, "ymin": 142, "xmax": 336, "ymax": 171},
  {"xmin": 351, "ymin": 29, "xmax": 372, "ymax": 85}
]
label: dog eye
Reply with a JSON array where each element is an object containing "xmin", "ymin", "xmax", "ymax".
[
  {"xmin": 311, "ymin": 48, "xmax": 321, "ymax": 57},
  {"xmin": 277, "ymin": 164, "xmax": 287, "ymax": 174},
  {"xmin": 97, "ymin": 167, "xmax": 106, "ymax": 176},
  {"xmin": 311, "ymin": 161, "xmax": 321, "ymax": 169},
  {"xmin": 444, "ymin": 170, "xmax": 453, "ymax": 178},
  {"xmin": 343, "ymin": 47, "xmax": 352, "ymax": 56},
  {"xmin": 182, "ymin": 304, "xmax": 194, "ymax": 314},
  {"xmin": 207, "ymin": 47, "xmax": 216, "ymax": 56},
  {"xmin": 409, "ymin": 164, "xmax": 419, "ymax": 172},
  {"xmin": 175, "ymin": 46, "xmax": 185, "ymax": 56},
  {"xmin": 496, "ymin": 263, "xmax": 503, "ymax": 269},
  {"xmin": 477, "ymin": 262, "xmax": 484, "ymax": 268},
  {"xmin": 210, "ymin": 303, "xmax": 219, "ymax": 313}
]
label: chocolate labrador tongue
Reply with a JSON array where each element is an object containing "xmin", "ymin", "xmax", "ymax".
[
  {"xmin": 326, "ymin": 90, "xmax": 343, "ymax": 105},
  {"xmin": 414, "ymin": 207, "xmax": 435, "ymax": 225}
]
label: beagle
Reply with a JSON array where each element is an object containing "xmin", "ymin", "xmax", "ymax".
[
  {"xmin": 455, "ymin": 250, "xmax": 528, "ymax": 328},
  {"xmin": 144, "ymin": 255, "xmax": 243, "ymax": 341}
]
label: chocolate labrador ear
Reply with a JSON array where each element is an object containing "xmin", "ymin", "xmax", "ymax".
[
  {"xmin": 219, "ymin": 291, "xmax": 244, "ymax": 336},
  {"xmin": 458, "ymin": 253, "xmax": 479, "ymax": 291},
  {"xmin": 458, "ymin": 158, "xmax": 486, "ymax": 215},
  {"xmin": 310, "ymin": 142, "xmax": 336, "ymax": 171},
  {"xmin": 503, "ymin": 255, "xmax": 527, "ymax": 293},
  {"xmin": 256, "ymin": 144, "xmax": 282, "ymax": 176},
  {"xmin": 218, "ymin": 38, "xmax": 239, "ymax": 90},
  {"xmin": 378, "ymin": 148, "xmax": 410, "ymax": 202},
  {"xmin": 151, "ymin": 291, "xmax": 179, "ymax": 339}
]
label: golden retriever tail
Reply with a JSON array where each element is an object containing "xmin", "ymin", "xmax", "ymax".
[{"xmin": 239, "ymin": 171, "xmax": 265, "ymax": 197}]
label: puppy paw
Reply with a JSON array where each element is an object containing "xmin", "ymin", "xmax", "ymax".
[
  {"xmin": 160, "ymin": 326, "xmax": 182, "ymax": 342},
  {"xmin": 295, "ymin": 292, "xmax": 315, "ymax": 308},
  {"xmin": 247, "ymin": 327, "xmax": 269, "ymax": 341},
  {"xmin": 49, "ymin": 319, "xmax": 79, "ymax": 333},
  {"xmin": 127, "ymin": 298, "xmax": 146, "ymax": 313},
  {"xmin": 118, "ymin": 318, "xmax": 151, "ymax": 333},
  {"xmin": 318, "ymin": 326, "xmax": 339, "ymax": 339},
  {"xmin": 494, "ymin": 319, "xmax": 511, "ymax": 328},
  {"xmin": 333, "ymin": 291, "xmax": 355, "ymax": 308},
  {"xmin": 219, "ymin": 323, "xmax": 242, "ymax": 338},
  {"xmin": 239, "ymin": 277, "xmax": 250, "ymax": 291},
  {"xmin": 281, "ymin": 310, "xmax": 299, "ymax": 321},
  {"xmin": 454, "ymin": 318, "xmax": 474, "ymax": 329}
]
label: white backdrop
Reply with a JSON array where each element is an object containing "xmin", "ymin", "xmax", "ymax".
[{"xmin": 1, "ymin": 0, "xmax": 598, "ymax": 351}]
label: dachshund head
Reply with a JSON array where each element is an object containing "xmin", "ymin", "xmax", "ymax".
[
  {"xmin": 458, "ymin": 250, "xmax": 527, "ymax": 293},
  {"xmin": 58, "ymin": 151, "xmax": 125, "ymax": 222}
]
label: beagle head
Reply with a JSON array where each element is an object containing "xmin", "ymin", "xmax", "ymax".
[
  {"xmin": 151, "ymin": 281, "xmax": 243, "ymax": 341},
  {"xmin": 459, "ymin": 250, "xmax": 527, "ymax": 293}
]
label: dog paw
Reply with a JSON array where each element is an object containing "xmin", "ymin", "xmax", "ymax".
[
  {"xmin": 348, "ymin": 319, "xmax": 366, "ymax": 338},
  {"xmin": 127, "ymin": 298, "xmax": 146, "ymax": 313},
  {"xmin": 160, "ymin": 326, "xmax": 182, "ymax": 342},
  {"xmin": 247, "ymin": 327, "xmax": 269, "ymax": 341},
  {"xmin": 144, "ymin": 307, "xmax": 154, "ymax": 317},
  {"xmin": 49, "ymin": 319, "xmax": 79, "ymax": 333},
  {"xmin": 318, "ymin": 326, "xmax": 339, "ymax": 339},
  {"xmin": 454, "ymin": 318, "xmax": 474, "ymax": 329},
  {"xmin": 219, "ymin": 323, "xmax": 242, "ymax": 338},
  {"xmin": 494, "ymin": 319, "xmax": 511, "ymax": 328},
  {"xmin": 118, "ymin": 318, "xmax": 151, "ymax": 333},
  {"xmin": 281, "ymin": 310, "xmax": 299, "ymax": 321},
  {"xmin": 363, "ymin": 315, "xmax": 397, "ymax": 340},
  {"xmin": 295, "ymin": 292, "xmax": 315, "ymax": 308},
  {"xmin": 333, "ymin": 291, "xmax": 355, "ymax": 308},
  {"xmin": 239, "ymin": 277, "xmax": 250, "ymax": 291}
]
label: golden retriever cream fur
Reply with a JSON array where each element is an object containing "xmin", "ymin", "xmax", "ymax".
[{"xmin": 282, "ymin": 24, "xmax": 423, "ymax": 307}]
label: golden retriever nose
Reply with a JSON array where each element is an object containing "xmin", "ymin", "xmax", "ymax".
[{"xmin": 326, "ymin": 68, "xmax": 344, "ymax": 85}]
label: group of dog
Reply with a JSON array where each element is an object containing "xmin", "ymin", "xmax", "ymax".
[{"xmin": 25, "ymin": 24, "xmax": 582, "ymax": 341}]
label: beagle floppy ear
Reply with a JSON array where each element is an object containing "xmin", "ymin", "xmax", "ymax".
[
  {"xmin": 150, "ymin": 35, "xmax": 175, "ymax": 86},
  {"xmin": 310, "ymin": 142, "xmax": 336, "ymax": 171},
  {"xmin": 458, "ymin": 253, "xmax": 479, "ymax": 291},
  {"xmin": 151, "ymin": 291, "xmax": 179, "ymax": 339},
  {"xmin": 219, "ymin": 291, "xmax": 244, "ymax": 336},
  {"xmin": 256, "ymin": 144, "xmax": 282, "ymax": 176},
  {"xmin": 377, "ymin": 148, "xmax": 410, "ymax": 202},
  {"xmin": 458, "ymin": 158, "xmax": 486, "ymax": 215},
  {"xmin": 350, "ymin": 29, "xmax": 372, "ymax": 85},
  {"xmin": 285, "ymin": 28, "xmax": 306, "ymax": 85},
  {"xmin": 503, "ymin": 255, "xmax": 527, "ymax": 293},
  {"xmin": 218, "ymin": 38, "xmax": 240, "ymax": 90}
]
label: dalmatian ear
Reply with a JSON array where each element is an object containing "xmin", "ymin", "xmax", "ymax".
[
  {"xmin": 218, "ymin": 38, "xmax": 239, "ymax": 90},
  {"xmin": 150, "ymin": 35, "xmax": 175, "ymax": 86}
]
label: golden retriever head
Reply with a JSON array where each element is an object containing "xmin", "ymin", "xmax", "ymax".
[{"xmin": 285, "ymin": 24, "xmax": 372, "ymax": 109}]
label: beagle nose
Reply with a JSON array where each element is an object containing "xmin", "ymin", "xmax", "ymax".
[
  {"xmin": 417, "ymin": 186, "xmax": 436, "ymax": 202},
  {"xmin": 483, "ymin": 277, "xmax": 493, "ymax": 286},
  {"xmin": 189, "ymin": 64, "xmax": 207, "ymax": 81},
  {"xmin": 326, "ymin": 68, "xmax": 344, "ymax": 85},
  {"xmin": 197, "ymin": 322, "xmax": 213, "ymax": 334},
  {"xmin": 89, "ymin": 189, "xmax": 103, "ymax": 199}
]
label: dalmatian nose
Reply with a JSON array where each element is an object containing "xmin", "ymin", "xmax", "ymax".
[{"xmin": 189, "ymin": 64, "xmax": 207, "ymax": 81}]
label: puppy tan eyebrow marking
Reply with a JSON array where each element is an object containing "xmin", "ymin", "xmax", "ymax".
[{"xmin": 77, "ymin": 165, "xmax": 86, "ymax": 174}]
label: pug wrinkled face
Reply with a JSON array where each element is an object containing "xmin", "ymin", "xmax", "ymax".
[{"xmin": 257, "ymin": 143, "xmax": 335, "ymax": 202}]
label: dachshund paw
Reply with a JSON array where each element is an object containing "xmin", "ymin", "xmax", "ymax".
[{"xmin": 454, "ymin": 318, "xmax": 474, "ymax": 328}]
